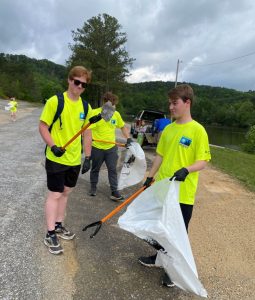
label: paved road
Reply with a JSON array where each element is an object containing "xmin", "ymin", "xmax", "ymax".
[{"xmin": 0, "ymin": 103, "xmax": 190, "ymax": 300}]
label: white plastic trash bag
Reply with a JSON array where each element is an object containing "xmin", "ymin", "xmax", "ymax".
[
  {"xmin": 118, "ymin": 142, "xmax": 146, "ymax": 190},
  {"xmin": 118, "ymin": 178, "xmax": 207, "ymax": 298}
]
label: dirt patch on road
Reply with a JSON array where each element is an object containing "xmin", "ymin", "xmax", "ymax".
[{"xmin": 190, "ymin": 165, "xmax": 255, "ymax": 299}]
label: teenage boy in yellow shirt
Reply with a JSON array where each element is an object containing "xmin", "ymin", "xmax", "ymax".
[
  {"xmin": 139, "ymin": 84, "xmax": 211, "ymax": 287},
  {"xmin": 82, "ymin": 92, "xmax": 132, "ymax": 201},
  {"xmin": 39, "ymin": 66, "xmax": 93, "ymax": 255}
]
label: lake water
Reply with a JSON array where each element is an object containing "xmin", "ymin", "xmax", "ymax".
[{"xmin": 205, "ymin": 125, "xmax": 247, "ymax": 150}]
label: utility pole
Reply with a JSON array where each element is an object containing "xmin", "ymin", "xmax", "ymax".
[{"xmin": 175, "ymin": 59, "xmax": 182, "ymax": 87}]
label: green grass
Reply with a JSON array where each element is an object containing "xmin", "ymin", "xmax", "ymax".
[{"xmin": 210, "ymin": 146, "xmax": 255, "ymax": 192}]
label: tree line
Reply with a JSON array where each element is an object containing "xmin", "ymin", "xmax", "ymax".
[
  {"xmin": 1, "ymin": 52, "xmax": 255, "ymax": 129},
  {"xmin": 0, "ymin": 53, "xmax": 66, "ymax": 101},
  {"xmin": 119, "ymin": 81, "xmax": 255, "ymax": 129}
]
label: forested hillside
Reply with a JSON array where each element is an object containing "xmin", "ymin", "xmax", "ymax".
[
  {"xmin": 1, "ymin": 53, "xmax": 255, "ymax": 128},
  {"xmin": 0, "ymin": 53, "xmax": 66, "ymax": 101},
  {"xmin": 120, "ymin": 81, "xmax": 255, "ymax": 128}
]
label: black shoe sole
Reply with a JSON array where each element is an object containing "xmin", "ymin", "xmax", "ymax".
[
  {"xmin": 88, "ymin": 190, "xmax": 97, "ymax": 196},
  {"xmin": 161, "ymin": 273, "xmax": 175, "ymax": 287},
  {"xmin": 56, "ymin": 233, "xmax": 75, "ymax": 240},
  {"xmin": 138, "ymin": 259, "xmax": 158, "ymax": 268},
  {"xmin": 48, "ymin": 248, "xmax": 64, "ymax": 255},
  {"xmin": 162, "ymin": 282, "xmax": 175, "ymax": 288},
  {"xmin": 110, "ymin": 196, "xmax": 124, "ymax": 201},
  {"xmin": 44, "ymin": 240, "xmax": 63, "ymax": 255}
]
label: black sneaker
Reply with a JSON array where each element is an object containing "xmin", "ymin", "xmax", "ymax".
[
  {"xmin": 55, "ymin": 226, "xmax": 75, "ymax": 240},
  {"xmin": 110, "ymin": 191, "xmax": 124, "ymax": 201},
  {"xmin": 162, "ymin": 272, "xmax": 175, "ymax": 288},
  {"xmin": 138, "ymin": 254, "xmax": 157, "ymax": 267},
  {"xmin": 89, "ymin": 187, "xmax": 97, "ymax": 196},
  {"xmin": 145, "ymin": 238, "xmax": 165, "ymax": 251},
  {"xmin": 44, "ymin": 233, "xmax": 63, "ymax": 255}
]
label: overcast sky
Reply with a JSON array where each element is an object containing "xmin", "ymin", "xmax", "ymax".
[{"xmin": 0, "ymin": 0, "xmax": 255, "ymax": 91}]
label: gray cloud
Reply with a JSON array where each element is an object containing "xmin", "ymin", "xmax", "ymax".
[{"xmin": 0, "ymin": 0, "xmax": 254, "ymax": 91}]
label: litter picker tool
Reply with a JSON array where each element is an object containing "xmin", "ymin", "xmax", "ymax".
[
  {"xmin": 61, "ymin": 101, "xmax": 115, "ymax": 150},
  {"xmin": 83, "ymin": 183, "xmax": 153, "ymax": 238},
  {"xmin": 92, "ymin": 139, "xmax": 126, "ymax": 148}
]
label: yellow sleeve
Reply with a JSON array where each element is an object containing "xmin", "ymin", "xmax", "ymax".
[{"xmin": 115, "ymin": 111, "xmax": 125, "ymax": 128}]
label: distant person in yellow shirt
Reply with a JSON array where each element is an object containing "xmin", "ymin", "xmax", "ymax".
[
  {"xmin": 82, "ymin": 92, "xmax": 132, "ymax": 201},
  {"xmin": 138, "ymin": 84, "xmax": 211, "ymax": 287},
  {"xmin": 9, "ymin": 97, "xmax": 18, "ymax": 121}
]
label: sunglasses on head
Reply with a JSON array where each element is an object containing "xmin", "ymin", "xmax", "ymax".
[{"xmin": 73, "ymin": 79, "xmax": 88, "ymax": 88}]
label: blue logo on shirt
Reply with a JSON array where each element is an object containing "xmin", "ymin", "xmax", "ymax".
[
  {"xmin": 80, "ymin": 112, "xmax": 85, "ymax": 120},
  {"xmin": 179, "ymin": 136, "xmax": 192, "ymax": 147}
]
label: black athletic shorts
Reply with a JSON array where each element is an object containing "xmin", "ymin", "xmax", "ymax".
[
  {"xmin": 180, "ymin": 203, "xmax": 193, "ymax": 232},
  {"xmin": 45, "ymin": 159, "xmax": 81, "ymax": 192}
]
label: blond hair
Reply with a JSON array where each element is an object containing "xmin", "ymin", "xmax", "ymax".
[{"xmin": 68, "ymin": 66, "xmax": 92, "ymax": 83}]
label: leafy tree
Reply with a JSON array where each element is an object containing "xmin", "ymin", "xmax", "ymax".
[
  {"xmin": 221, "ymin": 105, "xmax": 237, "ymax": 126},
  {"xmin": 236, "ymin": 100, "xmax": 255, "ymax": 128},
  {"xmin": 67, "ymin": 13, "xmax": 135, "ymax": 107},
  {"xmin": 242, "ymin": 125, "xmax": 255, "ymax": 153},
  {"xmin": 0, "ymin": 53, "xmax": 66, "ymax": 101}
]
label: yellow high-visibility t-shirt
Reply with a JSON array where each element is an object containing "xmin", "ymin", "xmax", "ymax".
[
  {"xmin": 90, "ymin": 108, "xmax": 125, "ymax": 150},
  {"xmin": 9, "ymin": 100, "xmax": 17, "ymax": 112},
  {"xmin": 40, "ymin": 92, "xmax": 92, "ymax": 165},
  {"xmin": 156, "ymin": 120, "xmax": 211, "ymax": 205}
]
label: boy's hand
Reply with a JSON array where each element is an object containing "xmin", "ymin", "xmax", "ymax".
[
  {"xmin": 143, "ymin": 177, "xmax": 154, "ymax": 189},
  {"xmin": 51, "ymin": 145, "xmax": 65, "ymax": 157},
  {"xmin": 170, "ymin": 168, "xmax": 189, "ymax": 181},
  {"xmin": 125, "ymin": 138, "xmax": 133, "ymax": 148}
]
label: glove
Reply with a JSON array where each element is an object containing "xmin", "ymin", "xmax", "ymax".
[
  {"xmin": 143, "ymin": 177, "xmax": 154, "ymax": 189},
  {"xmin": 125, "ymin": 138, "xmax": 133, "ymax": 148},
  {"xmin": 89, "ymin": 114, "xmax": 102, "ymax": 124},
  {"xmin": 170, "ymin": 168, "xmax": 189, "ymax": 181},
  {"xmin": 51, "ymin": 145, "xmax": 65, "ymax": 157},
  {"xmin": 81, "ymin": 156, "xmax": 91, "ymax": 174},
  {"xmin": 126, "ymin": 154, "xmax": 135, "ymax": 164}
]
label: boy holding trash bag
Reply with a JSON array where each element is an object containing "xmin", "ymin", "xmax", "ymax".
[
  {"xmin": 39, "ymin": 66, "xmax": 93, "ymax": 255},
  {"xmin": 140, "ymin": 84, "xmax": 211, "ymax": 287}
]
